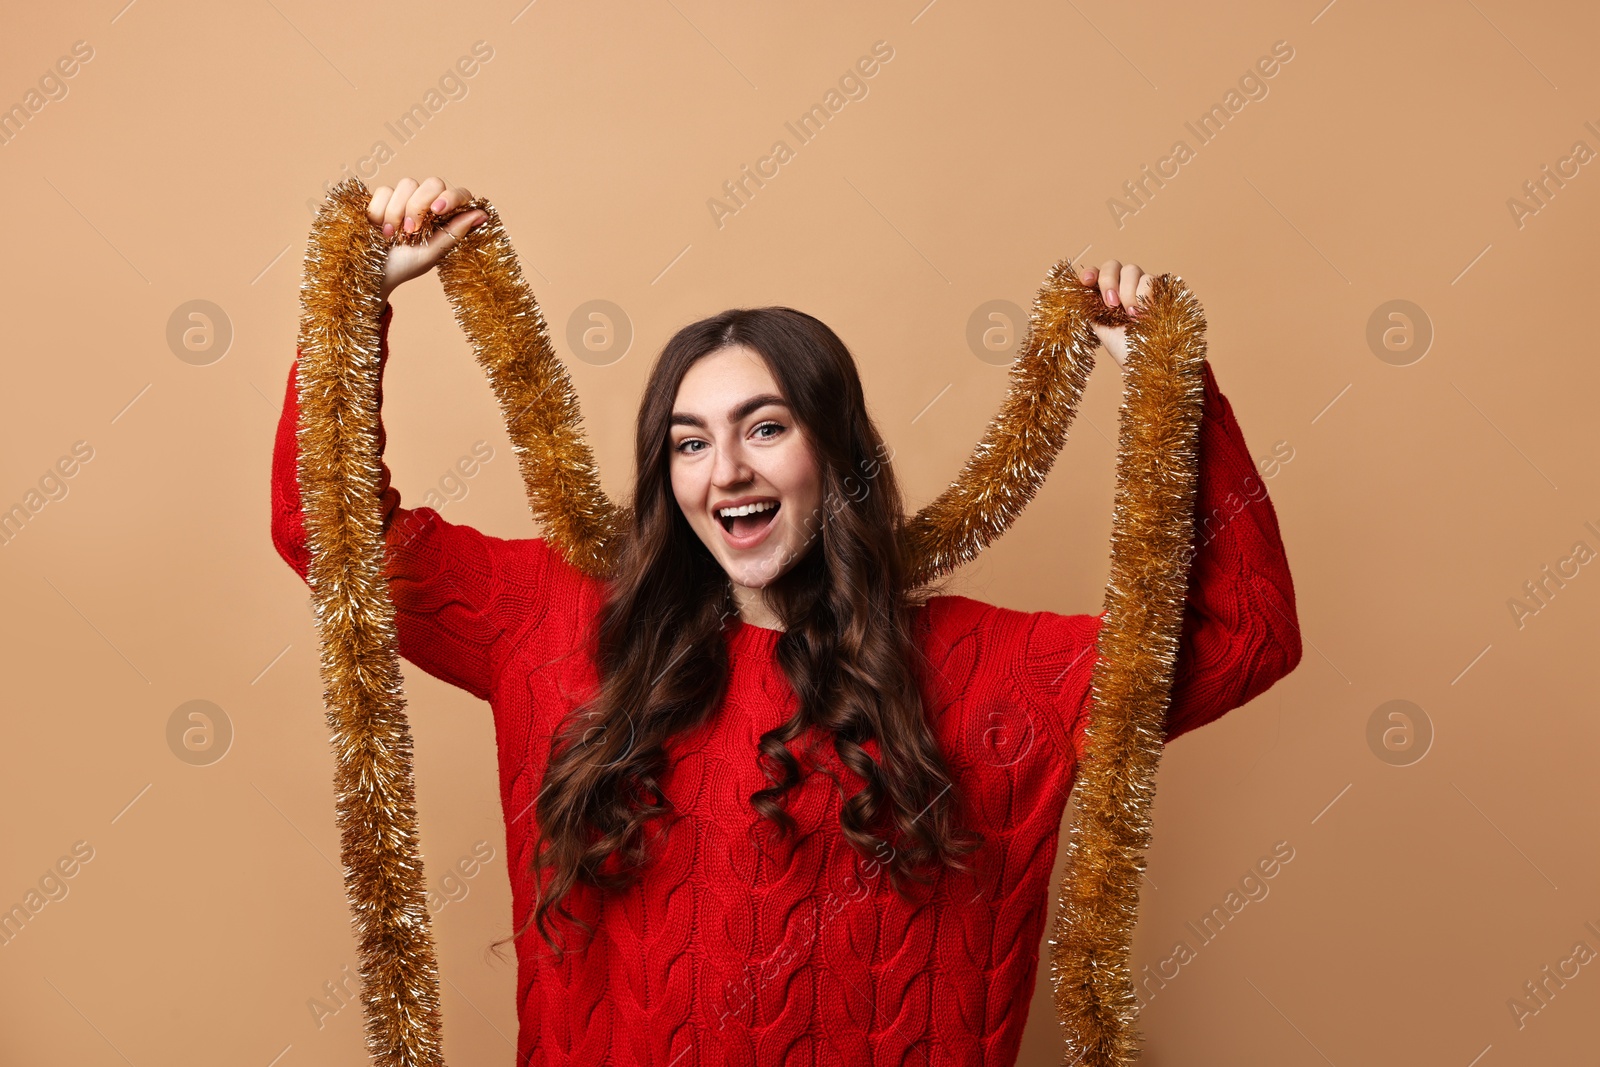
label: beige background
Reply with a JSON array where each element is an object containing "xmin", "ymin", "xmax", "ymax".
[{"xmin": 2, "ymin": 1, "xmax": 1596, "ymax": 1064}]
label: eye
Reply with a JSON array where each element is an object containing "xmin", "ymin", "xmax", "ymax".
[
  {"xmin": 753, "ymin": 421, "xmax": 785, "ymax": 440},
  {"xmin": 673, "ymin": 438, "xmax": 706, "ymax": 455}
]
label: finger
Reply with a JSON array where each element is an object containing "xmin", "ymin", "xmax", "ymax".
[
  {"xmin": 1119, "ymin": 264, "xmax": 1142, "ymax": 311},
  {"xmin": 1133, "ymin": 273, "xmax": 1154, "ymax": 314},
  {"xmin": 1099, "ymin": 259, "xmax": 1122, "ymax": 306},
  {"xmin": 405, "ymin": 176, "xmax": 448, "ymax": 234},
  {"xmin": 420, "ymin": 209, "xmax": 488, "ymax": 259},
  {"xmin": 367, "ymin": 186, "xmax": 394, "ymax": 225},
  {"xmin": 1079, "ymin": 265, "xmax": 1098, "ymax": 286},
  {"xmin": 442, "ymin": 209, "xmax": 488, "ymax": 241},
  {"xmin": 430, "ymin": 184, "xmax": 474, "ymax": 218},
  {"xmin": 384, "ymin": 177, "xmax": 419, "ymax": 236}
]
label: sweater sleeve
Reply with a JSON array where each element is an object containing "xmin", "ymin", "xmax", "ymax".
[
  {"xmin": 1017, "ymin": 359, "xmax": 1303, "ymax": 761},
  {"xmin": 270, "ymin": 303, "xmax": 555, "ymax": 702}
]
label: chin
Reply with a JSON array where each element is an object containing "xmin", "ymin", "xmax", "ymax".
[{"xmin": 728, "ymin": 550, "xmax": 791, "ymax": 589}]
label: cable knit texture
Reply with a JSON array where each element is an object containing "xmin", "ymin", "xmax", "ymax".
[{"xmin": 271, "ymin": 305, "xmax": 1302, "ymax": 1066}]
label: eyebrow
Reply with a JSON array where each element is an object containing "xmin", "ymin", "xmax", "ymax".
[{"xmin": 669, "ymin": 394, "xmax": 790, "ymax": 430}]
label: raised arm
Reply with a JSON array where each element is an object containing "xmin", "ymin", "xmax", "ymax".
[
  {"xmin": 1017, "ymin": 358, "xmax": 1303, "ymax": 759},
  {"xmin": 270, "ymin": 303, "xmax": 548, "ymax": 701},
  {"xmin": 1156, "ymin": 359, "xmax": 1302, "ymax": 739}
]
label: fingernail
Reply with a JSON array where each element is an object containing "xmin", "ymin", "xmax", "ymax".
[
  {"xmin": 432, "ymin": 198, "xmax": 446, "ymax": 212},
  {"xmin": 1105, "ymin": 290, "xmax": 1119, "ymax": 306},
  {"xmin": 404, "ymin": 215, "xmax": 415, "ymax": 232},
  {"xmin": 382, "ymin": 222, "xmax": 394, "ymax": 236}
]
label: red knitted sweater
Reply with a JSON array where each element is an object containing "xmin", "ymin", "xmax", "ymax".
[{"xmin": 271, "ymin": 304, "xmax": 1302, "ymax": 1066}]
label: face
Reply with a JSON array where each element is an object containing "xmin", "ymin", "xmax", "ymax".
[{"xmin": 668, "ymin": 345, "xmax": 825, "ymax": 594}]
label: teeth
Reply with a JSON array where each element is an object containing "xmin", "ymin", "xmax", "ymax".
[{"xmin": 718, "ymin": 500, "xmax": 778, "ymax": 518}]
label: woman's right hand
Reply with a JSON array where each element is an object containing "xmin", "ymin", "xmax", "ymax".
[{"xmin": 367, "ymin": 176, "xmax": 489, "ymax": 303}]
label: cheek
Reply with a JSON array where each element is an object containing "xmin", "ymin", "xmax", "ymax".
[
  {"xmin": 777, "ymin": 444, "xmax": 824, "ymax": 511},
  {"xmin": 669, "ymin": 463, "xmax": 698, "ymax": 517}
]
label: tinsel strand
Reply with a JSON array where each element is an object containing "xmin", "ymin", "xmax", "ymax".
[
  {"xmin": 297, "ymin": 180, "xmax": 447, "ymax": 1066},
  {"xmin": 1048, "ymin": 275, "xmax": 1208, "ymax": 1065}
]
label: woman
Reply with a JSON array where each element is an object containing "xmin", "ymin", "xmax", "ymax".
[{"xmin": 271, "ymin": 177, "xmax": 1302, "ymax": 1066}]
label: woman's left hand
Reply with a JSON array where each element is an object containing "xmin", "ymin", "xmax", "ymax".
[{"xmin": 1079, "ymin": 260, "xmax": 1155, "ymax": 372}]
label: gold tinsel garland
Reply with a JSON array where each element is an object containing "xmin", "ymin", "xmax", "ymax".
[{"xmin": 294, "ymin": 176, "xmax": 1205, "ymax": 1066}]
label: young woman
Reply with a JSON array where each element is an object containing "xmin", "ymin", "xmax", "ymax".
[{"xmin": 271, "ymin": 176, "xmax": 1302, "ymax": 1066}]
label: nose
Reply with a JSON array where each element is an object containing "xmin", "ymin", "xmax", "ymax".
[{"xmin": 711, "ymin": 433, "xmax": 753, "ymax": 488}]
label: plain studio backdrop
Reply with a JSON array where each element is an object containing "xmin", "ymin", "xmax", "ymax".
[{"xmin": 1, "ymin": 2, "xmax": 1596, "ymax": 1064}]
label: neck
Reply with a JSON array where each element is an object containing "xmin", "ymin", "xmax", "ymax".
[{"xmin": 731, "ymin": 582, "xmax": 785, "ymax": 631}]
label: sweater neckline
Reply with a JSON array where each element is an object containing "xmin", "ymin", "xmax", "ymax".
[{"xmin": 727, "ymin": 615, "xmax": 783, "ymax": 649}]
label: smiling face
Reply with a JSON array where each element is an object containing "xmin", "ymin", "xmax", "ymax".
[{"xmin": 668, "ymin": 345, "xmax": 825, "ymax": 624}]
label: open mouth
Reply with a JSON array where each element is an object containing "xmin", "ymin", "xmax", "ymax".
[{"xmin": 717, "ymin": 499, "xmax": 781, "ymax": 542}]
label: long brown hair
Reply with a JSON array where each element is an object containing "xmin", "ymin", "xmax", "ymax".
[{"xmin": 505, "ymin": 307, "xmax": 982, "ymax": 958}]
